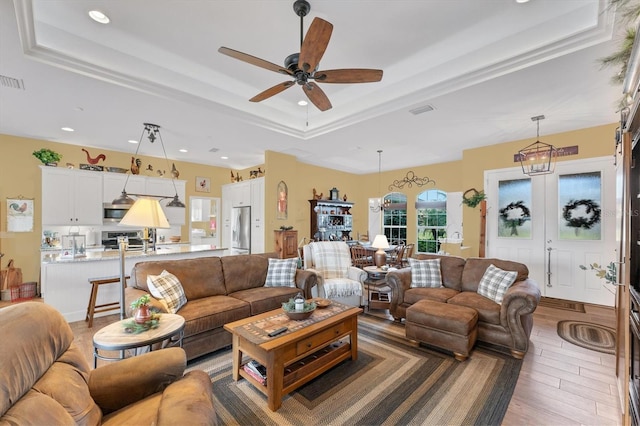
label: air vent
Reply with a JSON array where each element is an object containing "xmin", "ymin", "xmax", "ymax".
[
  {"xmin": 209, "ymin": 147, "xmax": 219, "ymax": 153},
  {"xmin": 409, "ymin": 104, "xmax": 434, "ymax": 115},
  {"xmin": 0, "ymin": 75, "xmax": 25, "ymax": 90}
]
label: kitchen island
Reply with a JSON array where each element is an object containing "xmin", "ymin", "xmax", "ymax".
[{"xmin": 41, "ymin": 245, "xmax": 227, "ymax": 322}]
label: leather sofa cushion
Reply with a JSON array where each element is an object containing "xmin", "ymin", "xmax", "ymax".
[
  {"xmin": 132, "ymin": 257, "xmax": 226, "ymax": 300},
  {"xmin": 404, "ymin": 287, "xmax": 459, "ymax": 304},
  {"xmin": 460, "ymin": 257, "xmax": 528, "ymax": 293},
  {"xmin": 414, "ymin": 254, "xmax": 465, "ymax": 291},
  {"xmin": 447, "ymin": 291, "xmax": 501, "ymax": 325},
  {"xmin": 222, "ymin": 255, "xmax": 270, "ymax": 293},
  {"xmin": 178, "ymin": 295, "xmax": 250, "ymax": 337},
  {"xmin": 230, "ymin": 286, "xmax": 300, "ymax": 315}
]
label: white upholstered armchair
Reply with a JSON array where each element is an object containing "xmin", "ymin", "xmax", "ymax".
[{"xmin": 303, "ymin": 241, "xmax": 366, "ymax": 306}]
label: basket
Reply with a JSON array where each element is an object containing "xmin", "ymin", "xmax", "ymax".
[{"xmin": 10, "ymin": 282, "xmax": 37, "ymax": 302}]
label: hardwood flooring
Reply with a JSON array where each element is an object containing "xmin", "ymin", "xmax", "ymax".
[{"xmin": 5, "ymin": 298, "xmax": 622, "ymax": 424}]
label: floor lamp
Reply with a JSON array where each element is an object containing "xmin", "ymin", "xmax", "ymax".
[{"xmin": 117, "ymin": 197, "xmax": 170, "ymax": 319}]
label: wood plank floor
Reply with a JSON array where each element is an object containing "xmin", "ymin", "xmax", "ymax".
[{"xmin": 4, "ymin": 298, "xmax": 622, "ymax": 424}]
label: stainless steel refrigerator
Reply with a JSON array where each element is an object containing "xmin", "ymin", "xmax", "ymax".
[{"xmin": 231, "ymin": 206, "xmax": 251, "ymax": 254}]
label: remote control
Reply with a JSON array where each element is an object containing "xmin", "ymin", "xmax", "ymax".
[{"xmin": 268, "ymin": 327, "xmax": 288, "ymax": 337}]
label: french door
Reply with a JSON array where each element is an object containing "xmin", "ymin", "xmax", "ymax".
[{"xmin": 485, "ymin": 157, "xmax": 615, "ymax": 306}]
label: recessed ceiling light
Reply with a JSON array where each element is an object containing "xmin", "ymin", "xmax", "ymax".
[
  {"xmin": 515, "ymin": 0, "xmax": 530, "ymax": 3},
  {"xmin": 179, "ymin": 149, "xmax": 188, "ymax": 153},
  {"xmin": 221, "ymin": 156, "xmax": 229, "ymax": 160},
  {"xmin": 88, "ymin": 10, "xmax": 110, "ymax": 24},
  {"xmin": 298, "ymin": 100, "xmax": 308, "ymax": 106},
  {"xmin": 61, "ymin": 127, "xmax": 74, "ymax": 132},
  {"xmin": 128, "ymin": 139, "xmax": 138, "ymax": 144}
]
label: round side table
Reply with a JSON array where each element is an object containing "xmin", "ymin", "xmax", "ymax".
[
  {"xmin": 93, "ymin": 313, "xmax": 185, "ymax": 367},
  {"xmin": 363, "ymin": 266, "xmax": 392, "ymax": 311}
]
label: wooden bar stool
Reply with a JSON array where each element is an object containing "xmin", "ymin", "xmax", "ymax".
[{"xmin": 86, "ymin": 276, "xmax": 129, "ymax": 328}]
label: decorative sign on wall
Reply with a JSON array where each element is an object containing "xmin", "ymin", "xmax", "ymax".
[
  {"xmin": 513, "ymin": 145, "xmax": 579, "ymax": 162},
  {"xmin": 6, "ymin": 197, "xmax": 34, "ymax": 232}
]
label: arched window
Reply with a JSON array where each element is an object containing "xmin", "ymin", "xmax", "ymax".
[
  {"xmin": 383, "ymin": 192, "xmax": 407, "ymax": 244},
  {"xmin": 416, "ymin": 189, "xmax": 447, "ymax": 253}
]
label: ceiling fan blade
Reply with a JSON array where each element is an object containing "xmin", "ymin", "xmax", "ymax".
[
  {"xmin": 250, "ymin": 81, "xmax": 295, "ymax": 102},
  {"xmin": 219, "ymin": 47, "xmax": 293, "ymax": 76},
  {"xmin": 303, "ymin": 82, "xmax": 332, "ymax": 111},
  {"xmin": 314, "ymin": 69, "xmax": 383, "ymax": 83},
  {"xmin": 299, "ymin": 18, "xmax": 333, "ymax": 73}
]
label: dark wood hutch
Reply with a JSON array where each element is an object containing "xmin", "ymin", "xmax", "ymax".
[{"xmin": 308, "ymin": 199, "xmax": 353, "ymax": 241}]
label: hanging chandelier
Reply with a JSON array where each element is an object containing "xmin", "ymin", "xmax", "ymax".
[
  {"xmin": 112, "ymin": 123, "xmax": 186, "ymax": 208},
  {"xmin": 518, "ymin": 115, "xmax": 557, "ymax": 176},
  {"xmin": 370, "ymin": 150, "xmax": 391, "ymax": 212}
]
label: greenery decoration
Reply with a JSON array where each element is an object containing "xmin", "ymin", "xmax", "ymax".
[
  {"xmin": 130, "ymin": 293, "xmax": 151, "ymax": 309},
  {"xmin": 499, "ymin": 201, "xmax": 531, "ymax": 236},
  {"xmin": 562, "ymin": 199, "xmax": 601, "ymax": 235},
  {"xmin": 282, "ymin": 297, "xmax": 316, "ymax": 312},
  {"xmin": 461, "ymin": 188, "xmax": 486, "ymax": 208},
  {"xmin": 579, "ymin": 262, "xmax": 617, "ymax": 285},
  {"xmin": 123, "ymin": 313, "xmax": 161, "ymax": 334},
  {"xmin": 32, "ymin": 148, "xmax": 62, "ymax": 164}
]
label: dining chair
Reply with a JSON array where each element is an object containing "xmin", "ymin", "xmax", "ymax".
[
  {"xmin": 351, "ymin": 245, "xmax": 374, "ymax": 269},
  {"xmin": 401, "ymin": 243, "xmax": 415, "ymax": 267},
  {"xmin": 388, "ymin": 245, "xmax": 406, "ymax": 268}
]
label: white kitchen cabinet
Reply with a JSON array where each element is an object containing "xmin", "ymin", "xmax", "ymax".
[
  {"xmin": 102, "ymin": 173, "xmax": 146, "ymax": 204},
  {"xmin": 221, "ymin": 184, "xmax": 233, "ymax": 250},
  {"xmin": 145, "ymin": 178, "xmax": 186, "ymax": 226},
  {"xmin": 250, "ymin": 178, "xmax": 265, "ymax": 253},
  {"xmin": 41, "ymin": 167, "xmax": 103, "ymax": 225}
]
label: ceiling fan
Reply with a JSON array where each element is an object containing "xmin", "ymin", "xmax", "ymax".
[{"xmin": 218, "ymin": 0, "xmax": 383, "ymax": 111}]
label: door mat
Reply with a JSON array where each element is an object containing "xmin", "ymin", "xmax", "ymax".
[
  {"xmin": 557, "ymin": 320, "xmax": 616, "ymax": 355},
  {"xmin": 539, "ymin": 296, "xmax": 586, "ymax": 313}
]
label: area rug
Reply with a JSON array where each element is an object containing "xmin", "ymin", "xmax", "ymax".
[
  {"xmin": 539, "ymin": 297, "xmax": 586, "ymax": 313},
  {"xmin": 188, "ymin": 314, "xmax": 522, "ymax": 426},
  {"xmin": 557, "ymin": 320, "xmax": 616, "ymax": 355}
]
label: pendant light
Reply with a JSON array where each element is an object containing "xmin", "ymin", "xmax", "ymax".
[{"xmin": 518, "ymin": 115, "xmax": 557, "ymax": 176}]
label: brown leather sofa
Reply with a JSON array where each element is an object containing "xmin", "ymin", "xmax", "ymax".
[
  {"xmin": 386, "ymin": 254, "xmax": 541, "ymax": 359},
  {"xmin": 0, "ymin": 302, "xmax": 216, "ymax": 425},
  {"xmin": 126, "ymin": 253, "xmax": 318, "ymax": 361}
]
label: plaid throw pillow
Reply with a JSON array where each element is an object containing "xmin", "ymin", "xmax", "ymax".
[
  {"xmin": 146, "ymin": 270, "xmax": 187, "ymax": 314},
  {"xmin": 265, "ymin": 258, "xmax": 298, "ymax": 288},
  {"xmin": 409, "ymin": 258, "xmax": 443, "ymax": 288},
  {"xmin": 477, "ymin": 264, "xmax": 517, "ymax": 304}
]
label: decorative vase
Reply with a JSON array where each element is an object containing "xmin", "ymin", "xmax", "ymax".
[{"xmin": 134, "ymin": 305, "xmax": 152, "ymax": 324}]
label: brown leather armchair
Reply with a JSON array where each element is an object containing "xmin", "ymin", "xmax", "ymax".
[{"xmin": 0, "ymin": 302, "xmax": 217, "ymax": 425}]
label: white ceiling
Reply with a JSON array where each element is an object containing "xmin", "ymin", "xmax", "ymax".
[{"xmin": 0, "ymin": 0, "xmax": 625, "ymax": 174}]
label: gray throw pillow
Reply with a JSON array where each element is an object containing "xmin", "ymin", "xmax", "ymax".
[
  {"xmin": 265, "ymin": 258, "xmax": 298, "ymax": 288},
  {"xmin": 477, "ymin": 263, "xmax": 517, "ymax": 304},
  {"xmin": 409, "ymin": 258, "xmax": 443, "ymax": 288}
]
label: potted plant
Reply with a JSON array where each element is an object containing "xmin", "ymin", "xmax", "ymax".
[
  {"xmin": 32, "ymin": 148, "xmax": 62, "ymax": 166},
  {"xmin": 130, "ymin": 294, "xmax": 152, "ymax": 324}
]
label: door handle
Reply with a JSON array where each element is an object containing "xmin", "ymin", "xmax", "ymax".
[{"xmin": 546, "ymin": 247, "xmax": 553, "ymax": 287}]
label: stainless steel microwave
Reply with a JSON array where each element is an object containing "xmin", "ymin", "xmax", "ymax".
[{"xmin": 103, "ymin": 203, "xmax": 131, "ymax": 223}]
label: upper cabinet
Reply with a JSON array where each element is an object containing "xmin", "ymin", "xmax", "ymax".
[
  {"xmin": 102, "ymin": 173, "xmax": 146, "ymax": 204},
  {"xmin": 145, "ymin": 178, "xmax": 186, "ymax": 226},
  {"xmin": 250, "ymin": 178, "xmax": 265, "ymax": 253},
  {"xmin": 41, "ymin": 167, "xmax": 103, "ymax": 225}
]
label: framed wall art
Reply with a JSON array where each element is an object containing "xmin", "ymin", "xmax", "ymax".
[
  {"xmin": 196, "ymin": 176, "xmax": 211, "ymax": 193},
  {"xmin": 6, "ymin": 197, "xmax": 34, "ymax": 232},
  {"xmin": 277, "ymin": 181, "xmax": 288, "ymax": 220}
]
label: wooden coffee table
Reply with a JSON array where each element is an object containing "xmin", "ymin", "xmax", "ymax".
[{"xmin": 224, "ymin": 303, "xmax": 362, "ymax": 411}]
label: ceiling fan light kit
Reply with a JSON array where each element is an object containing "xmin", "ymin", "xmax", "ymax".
[{"xmin": 218, "ymin": 0, "xmax": 383, "ymax": 111}]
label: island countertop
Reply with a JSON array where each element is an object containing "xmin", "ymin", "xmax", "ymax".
[{"xmin": 42, "ymin": 245, "xmax": 227, "ymax": 264}]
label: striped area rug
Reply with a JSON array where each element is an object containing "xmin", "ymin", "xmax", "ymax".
[
  {"xmin": 557, "ymin": 320, "xmax": 616, "ymax": 355},
  {"xmin": 188, "ymin": 314, "xmax": 522, "ymax": 425}
]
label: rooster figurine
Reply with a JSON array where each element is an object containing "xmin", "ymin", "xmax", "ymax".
[
  {"xmin": 131, "ymin": 157, "xmax": 141, "ymax": 175},
  {"xmin": 171, "ymin": 163, "xmax": 179, "ymax": 179},
  {"xmin": 81, "ymin": 149, "xmax": 106, "ymax": 165}
]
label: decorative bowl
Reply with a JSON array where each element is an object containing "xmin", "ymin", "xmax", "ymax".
[
  {"xmin": 312, "ymin": 298, "xmax": 332, "ymax": 309},
  {"xmin": 169, "ymin": 236, "xmax": 181, "ymax": 243},
  {"xmin": 284, "ymin": 308, "xmax": 315, "ymax": 320}
]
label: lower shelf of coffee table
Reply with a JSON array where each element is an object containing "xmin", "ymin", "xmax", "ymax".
[{"xmin": 238, "ymin": 340, "xmax": 351, "ymax": 394}]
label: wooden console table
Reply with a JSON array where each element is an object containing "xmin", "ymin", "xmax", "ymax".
[{"xmin": 224, "ymin": 303, "xmax": 361, "ymax": 411}]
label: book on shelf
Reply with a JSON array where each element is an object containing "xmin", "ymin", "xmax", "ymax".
[
  {"xmin": 243, "ymin": 363, "xmax": 266, "ymax": 385},
  {"xmin": 246, "ymin": 360, "xmax": 267, "ymax": 378}
]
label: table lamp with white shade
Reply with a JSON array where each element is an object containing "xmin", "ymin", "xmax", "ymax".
[
  {"xmin": 371, "ymin": 234, "xmax": 389, "ymax": 268},
  {"xmin": 117, "ymin": 197, "xmax": 171, "ymax": 319}
]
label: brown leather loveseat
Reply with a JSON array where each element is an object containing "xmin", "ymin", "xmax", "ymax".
[
  {"xmin": 386, "ymin": 254, "xmax": 541, "ymax": 358},
  {"xmin": 0, "ymin": 302, "xmax": 216, "ymax": 425},
  {"xmin": 126, "ymin": 253, "xmax": 318, "ymax": 361}
]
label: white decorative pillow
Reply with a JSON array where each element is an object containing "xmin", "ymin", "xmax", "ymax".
[
  {"xmin": 409, "ymin": 258, "xmax": 443, "ymax": 288},
  {"xmin": 477, "ymin": 264, "xmax": 517, "ymax": 304},
  {"xmin": 265, "ymin": 258, "xmax": 298, "ymax": 288},
  {"xmin": 146, "ymin": 270, "xmax": 187, "ymax": 314}
]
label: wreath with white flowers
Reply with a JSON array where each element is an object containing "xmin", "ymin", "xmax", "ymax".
[{"xmin": 562, "ymin": 199, "xmax": 601, "ymax": 234}]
